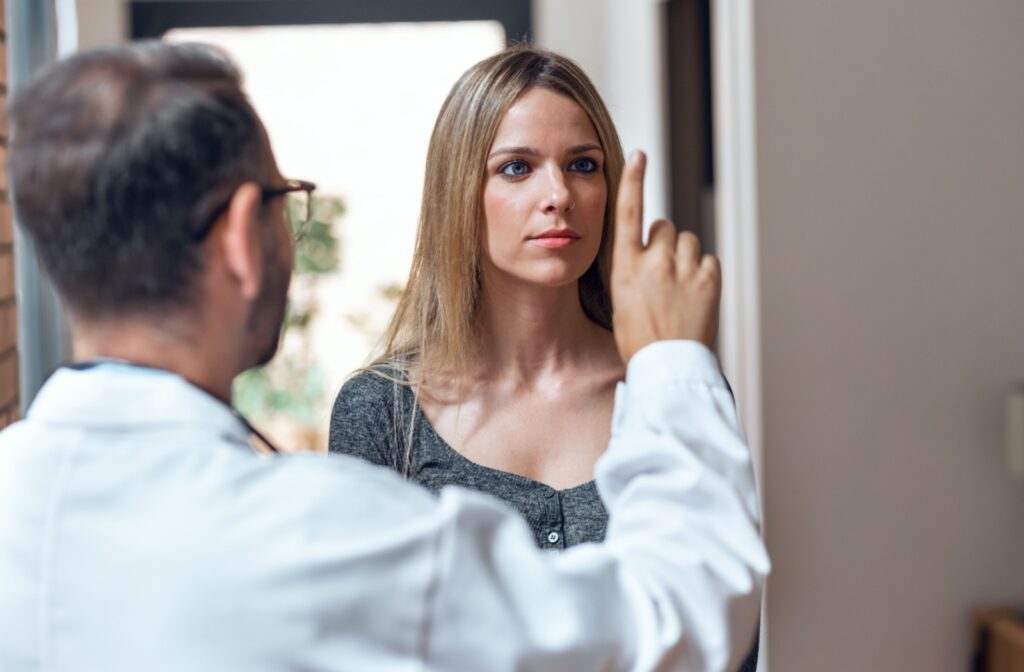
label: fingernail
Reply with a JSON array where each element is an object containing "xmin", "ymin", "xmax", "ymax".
[{"xmin": 629, "ymin": 150, "xmax": 645, "ymax": 166}]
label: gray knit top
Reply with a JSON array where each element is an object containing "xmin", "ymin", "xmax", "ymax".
[
  {"xmin": 327, "ymin": 367, "xmax": 759, "ymax": 671},
  {"xmin": 327, "ymin": 368, "xmax": 607, "ymax": 550}
]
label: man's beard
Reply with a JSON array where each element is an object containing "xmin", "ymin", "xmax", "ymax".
[{"xmin": 248, "ymin": 248, "xmax": 291, "ymax": 367}]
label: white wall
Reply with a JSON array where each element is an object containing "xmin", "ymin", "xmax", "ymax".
[
  {"xmin": 534, "ymin": 0, "xmax": 672, "ymax": 224},
  {"xmin": 755, "ymin": 1, "xmax": 1024, "ymax": 669}
]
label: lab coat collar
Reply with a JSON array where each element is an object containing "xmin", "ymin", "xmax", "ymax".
[{"xmin": 27, "ymin": 364, "xmax": 248, "ymax": 443}]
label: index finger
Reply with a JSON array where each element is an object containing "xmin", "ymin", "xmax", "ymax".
[{"xmin": 614, "ymin": 150, "xmax": 646, "ymax": 259}]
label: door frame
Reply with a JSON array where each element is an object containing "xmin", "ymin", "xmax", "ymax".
[{"xmin": 711, "ymin": 0, "xmax": 766, "ymax": 668}]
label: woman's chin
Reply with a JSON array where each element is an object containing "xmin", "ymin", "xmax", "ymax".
[
  {"xmin": 484, "ymin": 255, "xmax": 594, "ymax": 290},
  {"xmin": 519, "ymin": 269, "xmax": 588, "ymax": 289}
]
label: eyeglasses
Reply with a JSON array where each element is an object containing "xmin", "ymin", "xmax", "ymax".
[{"xmin": 192, "ymin": 178, "xmax": 318, "ymax": 242}]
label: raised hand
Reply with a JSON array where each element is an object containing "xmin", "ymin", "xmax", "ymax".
[{"xmin": 611, "ymin": 151, "xmax": 722, "ymax": 363}]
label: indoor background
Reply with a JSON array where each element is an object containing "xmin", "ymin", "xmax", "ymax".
[{"xmin": 4, "ymin": 1, "xmax": 1023, "ymax": 670}]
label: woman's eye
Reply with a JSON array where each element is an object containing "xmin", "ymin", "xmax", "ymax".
[
  {"xmin": 499, "ymin": 160, "xmax": 531, "ymax": 178},
  {"xmin": 569, "ymin": 157, "xmax": 599, "ymax": 173}
]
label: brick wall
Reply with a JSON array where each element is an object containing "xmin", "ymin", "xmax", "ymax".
[{"xmin": 0, "ymin": 0, "xmax": 19, "ymax": 428}]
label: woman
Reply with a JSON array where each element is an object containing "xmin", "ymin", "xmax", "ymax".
[
  {"xmin": 331, "ymin": 44, "xmax": 621, "ymax": 539},
  {"xmin": 329, "ymin": 45, "xmax": 758, "ymax": 669}
]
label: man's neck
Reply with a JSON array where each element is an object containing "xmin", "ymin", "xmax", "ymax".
[{"xmin": 70, "ymin": 315, "xmax": 243, "ymax": 404}]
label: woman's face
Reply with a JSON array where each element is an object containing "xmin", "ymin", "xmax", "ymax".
[{"xmin": 481, "ymin": 86, "xmax": 607, "ymax": 290}]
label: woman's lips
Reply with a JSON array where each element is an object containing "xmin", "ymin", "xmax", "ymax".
[
  {"xmin": 529, "ymin": 228, "xmax": 581, "ymax": 249},
  {"xmin": 531, "ymin": 236, "xmax": 578, "ymax": 249}
]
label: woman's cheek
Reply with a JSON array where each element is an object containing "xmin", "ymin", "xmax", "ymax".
[{"xmin": 483, "ymin": 186, "xmax": 527, "ymax": 253}]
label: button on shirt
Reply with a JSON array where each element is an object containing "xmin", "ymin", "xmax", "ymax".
[{"xmin": 0, "ymin": 342, "xmax": 769, "ymax": 671}]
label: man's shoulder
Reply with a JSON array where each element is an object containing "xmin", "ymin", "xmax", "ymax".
[
  {"xmin": 0, "ymin": 418, "xmax": 30, "ymax": 443},
  {"xmin": 266, "ymin": 450, "xmax": 422, "ymax": 500},
  {"xmin": 210, "ymin": 443, "xmax": 437, "ymax": 520},
  {"xmin": 0, "ymin": 420, "xmax": 41, "ymax": 477},
  {"xmin": 0, "ymin": 423, "xmax": 443, "ymax": 668},
  {"xmin": 1, "ymin": 414, "xmax": 433, "ymax": 519},
  {"xmin": 201, "ymin": 451, "xmax": 444, "ymax": 574}
]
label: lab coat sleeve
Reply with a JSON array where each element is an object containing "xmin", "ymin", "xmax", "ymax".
[{"xmin": 422, "ymin": 340, "xmax": 770, "ymax": 672}]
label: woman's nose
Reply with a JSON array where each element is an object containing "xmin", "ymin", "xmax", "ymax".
[{"xmin": 540, "ymin": 168, "xmax": 573, "ymax": 215}]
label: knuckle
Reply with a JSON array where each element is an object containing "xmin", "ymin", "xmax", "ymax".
[{"xmin": 658, "ymin": 249, "xmax": 676, "ymax": 268}]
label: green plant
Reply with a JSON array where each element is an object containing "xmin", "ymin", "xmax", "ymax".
[{"xmin": 232, "ymin": 193, "xmax": 345, "ymax": 448}]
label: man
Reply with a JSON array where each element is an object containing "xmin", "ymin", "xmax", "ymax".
[{"xmin": 0, "ymin": 42, "xmax": 767, "ymax": 671}]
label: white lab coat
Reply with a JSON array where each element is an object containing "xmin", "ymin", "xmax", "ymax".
[{"xmin": 0, "ymin": 341, "xmax": 768, "ymax": 671}]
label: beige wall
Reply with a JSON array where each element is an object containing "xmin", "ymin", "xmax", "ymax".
[
  {"xmin": 755, "ymin": 1, "xmax": 1024, "ymax": 670},
  {"xmin": 75, "ymin": 0, "xmax": 122, "ymax": 48}
]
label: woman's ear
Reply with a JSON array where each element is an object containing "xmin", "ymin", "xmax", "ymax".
[{"xmin": 218, "ymin": 182, "xmax": 264, "ymax": 301}]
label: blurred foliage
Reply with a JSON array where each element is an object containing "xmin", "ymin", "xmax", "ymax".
[
  {"xmin": 379, "ymin": 282, "xmax": 405, "ymax": 302},
  {"xmin": 232, "ymin": 353, "xmax": 326, "ymax": 428},
  {"xmin": 232, "ymin": 193, "xmax": 345, "ymax": 445},
  {"xmin": 292, "ymin": 196, "xmax": 344, "ymax": 275}
]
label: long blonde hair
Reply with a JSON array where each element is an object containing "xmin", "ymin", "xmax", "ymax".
[
  {"xmin": 377, "ymin": 45, "xmax": 624, "ymax": 381},
  {"xmin": 365, "ymin": 47, "xmax": 624, "ymax": 472}
]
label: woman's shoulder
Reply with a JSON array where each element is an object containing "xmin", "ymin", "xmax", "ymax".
[
  {"xmin": 333, "ymin": 363, "xmax": 418, "ymax": 423},
  {"xmin": 338, "ymin": 364, "xmax": 408, "ymax": 401},
  {"xmin": 329, "ymin": 363, "xmax": 416, "ymax": 465}
]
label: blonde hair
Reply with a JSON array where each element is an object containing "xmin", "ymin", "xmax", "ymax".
[
  {"xmin": 365, "ymin": 46, "xmax": 624, "ymax": 472},
  {"xmin": 378, "ymin": 45, "xmax": 623, "ymax": 376}
]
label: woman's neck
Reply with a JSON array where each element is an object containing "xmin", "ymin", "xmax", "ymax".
[{"xmin": 474, "ymin": 270, "xmax": 609, "ymax": 384}]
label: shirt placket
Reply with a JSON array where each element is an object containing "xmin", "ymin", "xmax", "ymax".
[{"xmin": 541, "ymin": 488, "xmax": 566, "ymax": 550}]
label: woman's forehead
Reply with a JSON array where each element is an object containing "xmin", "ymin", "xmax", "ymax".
[{"xmin": 491, "ymin": 87, "xmax": 600, "ymax": 148}]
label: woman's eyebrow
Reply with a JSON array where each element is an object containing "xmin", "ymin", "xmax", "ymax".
[
  {"xmin": 488, "ymin": 144, "xmax": 605, "ymax": 160},
  {"xmin": 488, "ymin": 146, "xmax": 539, "ymax": 159}
]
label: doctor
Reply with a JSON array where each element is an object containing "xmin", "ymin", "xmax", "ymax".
[{"xmin": 0, "ymin": 42, "xmax": 767, "ymax": 671}]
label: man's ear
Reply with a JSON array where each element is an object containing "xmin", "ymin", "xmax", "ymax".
[{"xmin": 218, "ymin": 182, "xmax": 264, "ymax": 301}]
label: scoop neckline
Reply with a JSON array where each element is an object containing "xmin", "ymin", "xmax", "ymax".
[{"xmin": 405, "ymin": 390, "xmax": 598, "ymax": 496}]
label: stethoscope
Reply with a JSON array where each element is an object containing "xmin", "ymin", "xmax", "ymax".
[{"xmin": 62, "ymin": 359, "xmax": 281, "ymax": 454}]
